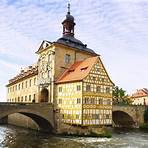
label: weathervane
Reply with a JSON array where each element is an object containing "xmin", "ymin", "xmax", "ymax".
[{"xmin": 68, "ymin": 0, "xmax": 71, "ymax": 14}]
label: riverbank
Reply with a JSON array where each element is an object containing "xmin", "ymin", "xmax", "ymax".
[
  {"xmin": 139, "ymin": 123, "xmax": 148, "ymax": 130},
  {"xmin": 58, "ymin": 127, "xmax": 112, "ymax": 138}
]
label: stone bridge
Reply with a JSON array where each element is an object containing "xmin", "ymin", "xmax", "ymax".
[
  {"xmin": 0, "ymin": 103, "xmax": 147, "ymax": 130},
  {"xmin": 0, "ymin": 103, "xmax": 55, "ymax": 132},
  {"xmin": 113, "ymin": 105, "xmax": 146, "ymax": 127}
]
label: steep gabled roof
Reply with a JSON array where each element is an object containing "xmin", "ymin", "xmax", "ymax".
[
  {"xmin": 56, "ymin": 56, "xmax": 98, "ymax": 84},
  {"xmin": 36, "ymin": 40, "xmax": 52, "ymax": 54}
]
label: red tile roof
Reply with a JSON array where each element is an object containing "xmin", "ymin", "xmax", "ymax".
[
  {"xmin": 56, "ymin": 56, "xmax": 98, "ymax": 83},
  {"xmin": 131, "ymin": 88, "xmax": 148, "ymax": 98},
  {"xmin": 7, "ymin": 65, "xmax": 38, "ymax": 86}
]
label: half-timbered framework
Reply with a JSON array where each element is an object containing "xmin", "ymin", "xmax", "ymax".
[{"xmin": 56, "ymin": 57, "xmax": 113, "ymax": 126}]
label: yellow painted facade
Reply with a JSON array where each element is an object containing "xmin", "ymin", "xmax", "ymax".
[
  {"xmin": 56, "ymin": 57, "xmax": 113, "ymax": 126},
  {"xmin": 7, "ymin": 74, "xmax": 38, "ymax": 103},
  {"xmin": 56, "ymin": 82, "xmax": 83, "ymax": 125}
]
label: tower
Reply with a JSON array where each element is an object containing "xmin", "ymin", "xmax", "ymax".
[{"xmin": 62, "ymin": 3, "xmax": 75, "ymax": 37}]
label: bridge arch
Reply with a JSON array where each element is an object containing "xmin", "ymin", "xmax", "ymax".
[
  {"xmin": 0, "ymin": 108, "xmax": 54, "ymax": 133},
  {"xmin": 113, "ymin": 110, "xmax": 136, "ymax": 127}
]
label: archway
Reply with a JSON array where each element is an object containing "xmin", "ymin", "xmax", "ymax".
[
  {"xmin": 20, "ymin": 112, "xmax": 53, "ymax": 132},
  {"xmin": 40, "ymin": 88, "xmax": 49, "ymax": 102},
  {"xmin": 0, "ymin": 112, "xmax": 53, "ymax": 133},
  {"xmin": 113, "ymin": 111, "xmax": 135, "ymax": 127}
]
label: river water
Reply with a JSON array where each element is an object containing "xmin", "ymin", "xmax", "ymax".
[{"xmin": 0, "ymin": 125, "xmax": 148, "ymax": 148}]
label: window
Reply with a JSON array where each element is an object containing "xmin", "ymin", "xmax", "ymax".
[
  {"xmin": 93, "ymin": 76, "xmax": 96, "ymax": 81},
  {"xmin": 48, "ymin": 54, "xmax": 51, "ymax": 63},
  {"xmin": 18, "ymin": 84, "xmax": 20, "ymax": 90},
  {"xmin": 77, "ymin": 85, "xmax": 81, "ymax": 91},
  {"xmin": 22, "ymin": 82, "xmax": 24, "ymax": 89},
  {"xmin": 65, "ymin": 54, "xmax": 71, "ymax": 64},
  {"xmin": 15, "ymin": 85, "xmax": 17, "ymax": 91},
  {"xmin": 83, "ymin": 97, "xmax": 89, "ymax": 104},
  {"xmin": 33, "ymin": 94, "xmax": 36, "ymax": 102},
  {"xmin": 76, "ymin": 114, "xmax": 79, "ymax": 119},
  {"xmin": 86, "ymin": 85, "xmax": 91, "ymax": 91},
  {"xmin": 25, "ymin": 81, "xmax": 28, "ymax": 88},
  {"xmin": 59, "ymin": 87, "xmax": 62, "ymax": 92},
  {"xmin": 107, "ymin": 99, "xmax": 111, "ymax": 105},
  {"xmin": 106, "ymin": 114, "xmax": 110, "ymax": 119},
  {"xmin": 96, "ymin": 86, "xmax": 101, "ymax": 92},
  {"xmin": 25, "ymin": 96, "xmax": 27, "ymax": 102},
  {"xmin": 21, "ymin": 96, "xmax": 23, "ymax": 102},
  {"xmin": 96, "ymin": 68, "xmax": 99, "ymax": 72},
  {"xmin": 18, "ymin": 97, "xmax": 20, "ymax": 102},
  {"xmin": 106, "ymin": 87, "xmax": 110, "ymax": 93},
  {"xmin": 59, "ymin": 99, "xmax": 62, "ymax": 104},
  {"xmin": 77, "ymin": 98, "xmax": 81, "ymax": 104},
  {"xmin": 29, "ymin": 95, "xmax": 31, "ymax": 101},
  {"xmin": 13, "ymin": 86, "xmax": 14, "ymax": 91},
  {"xmin": 90, "ymin": 98, "xmax": 95, "ymax": 104},
  {"xmin": 34, "ymin": 78, "xmax": 36, "ymax": 85},
  {"xmin": 99, "ymin": 98, "xmax": 103, "ymax": 105},
  {"xmin": 95, "ymin": 114, "xmax": 100, "ymax": 119},
  {"xmin": 29, "ymin": 79, "xmax": 32, "ymax": 87}
]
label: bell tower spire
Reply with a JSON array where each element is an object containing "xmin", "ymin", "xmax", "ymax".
[
  {"xmin": 68, "ymin": 2, "xmax": 70, "ymax": 14},
  {"xmin": 62, "ymin": 2, "xmax": 75, "ymax": 37}
]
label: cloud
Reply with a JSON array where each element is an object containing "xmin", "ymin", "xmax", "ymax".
[{"xmin": 0, "ymin": 0, "xmax": 148, "ymax": 101}]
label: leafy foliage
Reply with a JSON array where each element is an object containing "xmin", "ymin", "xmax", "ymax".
[
  {"xmin": 144, "ymin": 108, "xmax": 148, "ymax": 123},
  {"xmin": 113, "ymin": 86, "xmax": 132, "ymax": 105}
]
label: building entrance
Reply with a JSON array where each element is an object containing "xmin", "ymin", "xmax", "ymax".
[{"xmin": 40, "ymin": 88, "xmax": 49, "ymax": 102}]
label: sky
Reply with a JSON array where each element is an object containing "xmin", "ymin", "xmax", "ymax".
[{"xmin": 0, "ymin": 0, "xmax": 148, "ymax": 101}]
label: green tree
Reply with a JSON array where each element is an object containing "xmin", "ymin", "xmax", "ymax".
[
  {"xmin": 113, "ymin": 86, "xmax": 132, "ymax": 105},
  {"xmin": 144, "ymin": 108, "xmax": 148, "ymax": 123}
]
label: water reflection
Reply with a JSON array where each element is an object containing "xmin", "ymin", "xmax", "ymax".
[{"xmin": 1, "ymin": 125, "xmax": 148, "ymax": 148}]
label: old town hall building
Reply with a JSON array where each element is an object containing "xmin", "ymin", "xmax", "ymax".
[{"xmin": 6, "ymin": 4, "xmax": 114, "ymax": 126}]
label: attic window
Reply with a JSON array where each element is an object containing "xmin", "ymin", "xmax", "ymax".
[
  {"xmin": 68, "ymin": 69, "xmax": 75, "ymax": 73},
  {"xmin": 81, "ymin": 67, "xmax": 88, "ymax": 72}
]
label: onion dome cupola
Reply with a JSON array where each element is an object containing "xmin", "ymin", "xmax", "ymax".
[
  {"xmin": 56, "ymin": 2, "xmax": 97, "ymax": 55},
  {"xmin": 62, "ymin": 3, "xmax": 75, "ymax": 37}
]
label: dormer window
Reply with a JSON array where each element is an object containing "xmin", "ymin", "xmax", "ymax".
[
  {"xmin": 81, "ymin": 67, "xmax": 88, "ymax": 72},
  {"xmin": 68, "ymin": 69, "xmax": 75, "ymax": 73}
]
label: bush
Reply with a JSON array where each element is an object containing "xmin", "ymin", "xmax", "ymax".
[
  {"xmin": 144, "ymin": 108, "xmax": 148, "ymax": 123},
  {"xmin": 140, "ymin": 123, "xmax": 148, "ymax": 129}
]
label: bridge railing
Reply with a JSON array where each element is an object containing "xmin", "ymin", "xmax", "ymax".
[
  {"xmin": 113, "ymin": 104, "xmax": 147, "ymax": 107},
  {"xmin": 0, "ymin": 102, "xmax": 53, "ymax": 106}
]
